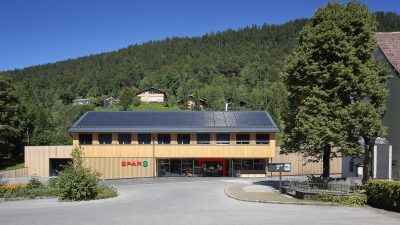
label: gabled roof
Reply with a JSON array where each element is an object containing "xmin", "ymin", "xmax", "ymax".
[
  {"xmin": 136, "ymin": 87, "xmax": 166, "ymax": 95},
  {"xmin": 375, "ymin": 32, "xmax": 400, "ymax": 75},
  {"xmin": 69, "ymin": 111, "xmax": 279, "ymax": 133}
]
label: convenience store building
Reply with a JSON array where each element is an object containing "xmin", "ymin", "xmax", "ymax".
[{"xmin": 24, "ymin": 111, "xmax": 278, "ymax": 179}]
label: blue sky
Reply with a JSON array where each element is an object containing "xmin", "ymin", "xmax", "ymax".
[{"xmin": 1, "ymin": 0, "xmax": 399, "ymax": 71}]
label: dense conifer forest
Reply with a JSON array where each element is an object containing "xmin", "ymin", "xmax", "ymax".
[{"xmin": 3, "ymin": 11, "xmax": 400, "ymax": 151}]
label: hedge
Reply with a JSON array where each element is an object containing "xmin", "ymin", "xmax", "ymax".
[{"xmin": 366, "ymin": 180, "xmax": 400, "ymax": 212}]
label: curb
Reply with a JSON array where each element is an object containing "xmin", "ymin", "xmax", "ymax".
[{"xmin": 224, "ymin": 186, "xmax": 334, "ymax": 206}]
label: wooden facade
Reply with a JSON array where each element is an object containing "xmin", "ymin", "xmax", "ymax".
[
  {"xmin": 136, "ymin": 88, "xmax": 166, "ymax": 103},
  {"xmin": 271, "ymin": 147, "xmax": 342, "ymax": 176},
  {"xmin": 23, "ymin": 133, "xmax": 343, "ymax": 179}
]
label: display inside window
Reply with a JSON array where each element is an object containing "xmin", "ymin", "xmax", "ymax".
[
  {"xmin": 79, "ymin": 134, "xmax": 92, "ymax": 145},
  {"xmin": 118, "ymin": 134, "xmax": 131, "ymax": 144},
  {"xmin": 177, "ymin": 134, "xmax": 190, "ymax": 144},
  {"xmin": 216, "ymin": 134, "xmax": 230, "ymax": 144},
  {"xmin": 256, "ymin": 134, "xmax": 269, "ymax": 144},
  {"xmin": 197, "ymin": 134, "xmax": 210, "ymax": 144},
  {"xmin": 157, "ymin": 134, "xmax": 171, "ymax": 144},
  {"xmin": 138, "ymin": 133, "xmax": 152, "ymax": 144},
  {"xmin": 236, "ymin": 134, "xmax": 250, "ymax": 144},
  {"xmin": 98, "ymin": 134, "xmax": 112, "ymax": 144}
]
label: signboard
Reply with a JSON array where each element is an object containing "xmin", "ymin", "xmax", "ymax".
[
  {"xmin": 122, "ymin": 160, "xmax": 149, "ymax": 167},
  {"xmin": 268, "ymin": 163, "xmax": 291, "ymax": 172}
]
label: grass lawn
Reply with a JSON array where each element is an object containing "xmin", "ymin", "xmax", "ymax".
[{"xmin": 0, "ymin": 160, "xmax": 25, "ymax": 172}]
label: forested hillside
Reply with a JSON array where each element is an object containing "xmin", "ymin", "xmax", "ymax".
[{"xmin": 5, "ymin": 11, "xmax": 400, "ymax": 147}]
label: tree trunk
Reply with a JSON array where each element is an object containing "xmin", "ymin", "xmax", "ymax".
[
  {"xmin": 362, "ymin": 137, "xmax": 372, "ymax": 183},
  {"xmin": 322, "ymin": 145, "xmax": 331, "ymax": 178}
]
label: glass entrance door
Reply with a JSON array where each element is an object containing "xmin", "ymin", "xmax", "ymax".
[
  {"xmin": 198, "ymin": 158, "xmax": 226, "ymax": 176},
  {"xmin": 201, "ymin": 161, "xmax": 223, "ymax": 177}
]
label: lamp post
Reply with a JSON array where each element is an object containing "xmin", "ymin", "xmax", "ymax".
[{"xmin": 153, "ymin": 135, "xmax": 156, "ymax": 177}]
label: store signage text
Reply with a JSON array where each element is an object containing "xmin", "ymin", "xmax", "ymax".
[{"xmin": 122, "ymin": 160, "xmax": 149, "ymax": 167}]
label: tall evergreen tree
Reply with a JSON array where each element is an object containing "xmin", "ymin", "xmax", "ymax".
[
  {"xmin": 282, "ymin": 1, "xmax": 388, "ymax": 178},
  {"xmin": 0, "ymin": 73, "xmax": 27, "ymax": 159}
]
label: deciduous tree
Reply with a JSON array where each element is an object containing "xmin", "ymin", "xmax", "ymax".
[
  {"xmin": 282, "ymin": 1, "xmax": 388, "ymax": 179},
  {"xmin": 0, "ymin": 73, "xmax": 27, "ymax": 159}
]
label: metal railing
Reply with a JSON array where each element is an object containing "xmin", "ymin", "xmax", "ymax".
[
  {"xmin": 284, "ymin": 178, "xmax": 361, "ymax": 195},
  {"xmin": 392, "ymin": 169, "xmax": 400, "ymax": 181}
]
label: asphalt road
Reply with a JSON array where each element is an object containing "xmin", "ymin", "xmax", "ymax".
[{"xmin": 0, "ymin": 178, "xmax": 399, "ymax": 225}]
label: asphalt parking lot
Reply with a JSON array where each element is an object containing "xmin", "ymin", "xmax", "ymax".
[{"xmin": 1, "ymin": 177, "xmax": 399, "ymax": 225}]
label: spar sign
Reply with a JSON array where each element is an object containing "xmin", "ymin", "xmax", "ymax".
[{"xmin": 121, "ymin": 160, "xmax": 149, "ymax": 167}]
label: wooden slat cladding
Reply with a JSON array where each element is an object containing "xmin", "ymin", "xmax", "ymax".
[
  {"xmin": 85, "ymin": 158, "xmax": 154, "ymax": 179},
  {"xmin": 80, "ymin": 144, "xmax": 275, "ymax": 158},
  {"xmin": 25, "ymin": 145, "xmax": 73, "ymax": 177},
  {"xmin": 271, "ymin": 147, "xmax": 342, "ymax": 176}
]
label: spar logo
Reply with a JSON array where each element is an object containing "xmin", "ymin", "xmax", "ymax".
[{"xmin": 121, "ymin": 160, "xmax": 149, "ymax": 167}]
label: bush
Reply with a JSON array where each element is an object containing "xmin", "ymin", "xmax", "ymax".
[
  {"xmin": 315, "ymin": 194, "xmax": 367, "ymax": 206},
  {"xmin": 26, "ymin": 177, "xmax": 44, "ymax": 190},
  {"xmin": 56, "ymin": 147, "xmax": 100, "ymax": 201},
  {"xmin": 96, "ymin": 184, "xmax": 118, "ymax": 199},
  {"xmin": 56, "ymin": 165, "xmax": 99, "ymax": 201},
  {"xmin": 366, "ymin": 180, "xmax": 400, "ymax": 212}
]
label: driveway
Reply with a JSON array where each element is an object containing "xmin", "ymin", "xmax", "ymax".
[{"xmin": 0, "ymin": 177, "xmax": 399, "ymax": 225}]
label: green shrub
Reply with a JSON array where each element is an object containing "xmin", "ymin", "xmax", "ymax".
[
  {"xmin": 56, "ymin": 147, "xmax": 100, "ymax": 201},
  {"xmin": 26, "ymin": 177, "xmax": 44, "ymax": 190},
  {"xmin": 315, "ymin": 194, "xmax": 367, "ymax": 206},
  {"xmin": 56, "ymin": 165, "xmax": 99, "ymax": 201},
  {"xmin": 366, "ymin": 180, "xmax": 400, "ymax": 212},
  {"xmin": 96, "ymin": 184, "xmax": 118, "ymax": 199}
]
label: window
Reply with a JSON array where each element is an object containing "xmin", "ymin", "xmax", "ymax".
[
  {"xmin": 98, "ymin": 134, "xmax": 112, "ymax": 144},
  {"xmin": 157, "ymin": 134, "xmax": 171, "ymax": 144},
  {"xmin": 216, "ymin": 134, "xmax": 230, "ymax": 144},
  {"xmin": 236, "ymin": 134, "xmax": 250, "ymax": 144},
  {"xmin": 177, "ymin": 134, "xmax": 190, "ymax": 144},
  {"xmin": 197, "ymin": 134, "xmax": 210, "ymax": 144},
  {"xmin": 118, "ymin": 134, "xmax": 131, "ymax": 144},
  {"xmin": 256, "ymin": 134, "xmax": 269, "ymax": 144},
  {"xmin": 138, "ymin": 133, "xmax": 152, "ymax": 144},
  {"xmin": 79, "ymin": 134, "xmax": 92, "ymax": 145},
  {"xmin": 349, "ymin": 159, "xmax": 355, "ymax": 172}
]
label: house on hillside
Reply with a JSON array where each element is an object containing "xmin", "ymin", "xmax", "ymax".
[
  {"xmin": 103, "ymin": 96, "xmax": 118, "ymax": 108},
  {"xmin": 187, "ymin": 95, "xmax": 196, "ymax": 110},
  {"xmin": 72, "ymin": 98, "xmax": 92, "ymax": 106},
  {"xmin": 376, "ymin": 32, "xmax": 400, "ymax": 179},
  {"xmin": 198, "ymin": 97, "xmax": 208, "ymax": 111},
  {"xmin": 136, "ymin": 88, "xmax": 167, "ymax": 103}
]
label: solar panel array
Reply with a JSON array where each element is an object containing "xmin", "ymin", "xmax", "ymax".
[{"xmin": 70, "ymin": 111, "xmax": 278, "ymax": 132}]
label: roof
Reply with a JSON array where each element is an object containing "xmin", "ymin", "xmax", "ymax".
[
  {"xmin": 375, "ymin": 32, "xmax": 400, "ymax": 75},
  {"xmin": 69, "ymin": 111, "xmax": 279, "ymax": 133},
  {"xmin": 136, "ymin": 87, "xmax": 166, "ymax": 95}
]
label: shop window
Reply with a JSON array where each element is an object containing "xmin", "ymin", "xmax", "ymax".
[
  {"xmin": 177, "ymin": 134, "xmax": 190, "ymax": 144},
  {"xmin": 256, "ymin": 134, "xmax": 269, "ymax": 144},
  {"xmin": 138, "ymin": 133, "xmax": 152, "ymax": 144},
  {"xmin": 236, "ymin": 134, "xmax": 250, "ymax": 144},
  {"xmin": 79, "ymin": 134, "xmax": 92, "ymax": 145},
  {"xmin": 216, "ymin": 134, "xmax": 230, "ymax": 145},
  {"xmin": 197, "ymin": 134, "xmax": 210, "ymax": 144},
  {"xmin": 98, "ymin": 134, "xmax": 112, "ymax": 144},
  {"xmin": 118, "ymin": 134, "xmax": 131, "ymax": 144},
  {"xmin": 157, "ymin": 134, "xmax": 171, "ymax": 144}
]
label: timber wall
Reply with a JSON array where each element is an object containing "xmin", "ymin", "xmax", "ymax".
[{"xmin": 271, "ymin": 147, "xmax": 342, "ymax": 176}]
